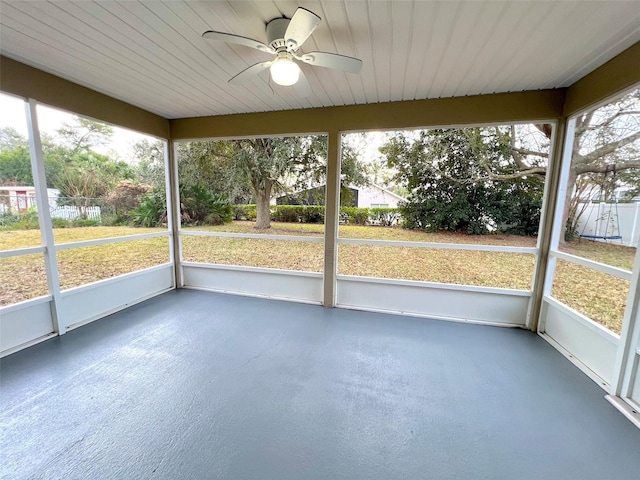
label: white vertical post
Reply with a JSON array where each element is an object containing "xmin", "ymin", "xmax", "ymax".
[
  {"xmin": 527, "ymin": 118, "xmax": 574, "ymax": 332},
  {"xmin": 323, "ymin": 130, "xmax": 341, "ymax": 307},
  {"xmin": 25, "ymin": 99, "xmax": 65, "ymax": 334},
  {"xmin": 166, "ymin": 139, "xmax": 182, "ymax": 288},
  {"xmin": 612, "ymin": 246, "xmax": 640, "ymax": 397},
  {"xmin": 536, "ymin": 119, "xmax": 576, "ymax": 333},
  {"xmin": 629, "ymin": 202, "xmax": 639, "ymax": 248}
]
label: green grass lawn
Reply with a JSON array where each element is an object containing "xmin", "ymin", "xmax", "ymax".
[{"xmin": 2, "ymin": 222, "xmax": 636, "ymax": 334}]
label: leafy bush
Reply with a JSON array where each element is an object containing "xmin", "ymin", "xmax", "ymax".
[
  {"xmin": 131, "ymin": 191, "xmax": 167, "ymax": 227},
  {"xmin": 398, "ymin": 199, "xmax": 490, "ymax": 234},
  {"xmin": 369, "ymin": 207, "xmax": 401, "ymax": 226},
  {"xmin": 0, "ymin": 207, "xmax": 40, "ymax": 230},
  {"xmin": 51, "ymin": 218, "xmax": 71, "ymax": 228},
  {"xmin": 0, "ymin": 211, "xmax": 22, "ymax": 227},
  {"xmin": 105, "ymin": 180, "xmax": 151, "ymax": 218},
  {"xmin": 301, "ymin": 206, "xmax": 324, "ymax": 223},
  {"xmin": 272, "ymin": 205, "xmax": 303, "ymax": 222},
  {"xmin": 180, "ymin": 184, "xmax": 232, "ymax": 226},
  {"xmin": 100, "ymin": 213, "xmax": 129, "ymax": 227},
  {"xmin": 204, "ymin": 195, "xmax": 233, "ymax": 225},
  {"xmin": 131, "ymin": 185, "xmax": 234, "ymax": 228},
  {"xmin": 271, "ymin": 205, "xmax": 325, "ymax": 223},
  {"xmin": 233, "ymin": 204, "xmax": 257, "ymax": 221},
  {"xmin": 340, "ymin": 207, "xmax": 369, "ymax": 225},
  {"xmin": 71, "ymin": 218, "xmax": 100, "ymax": 227}
]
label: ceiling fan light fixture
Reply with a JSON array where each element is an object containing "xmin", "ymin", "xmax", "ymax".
[{"xmin": 270, "ymin": 57, "xmax": 300, "ymax": 86}]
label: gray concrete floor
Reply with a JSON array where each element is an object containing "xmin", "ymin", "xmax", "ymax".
[{"xmin": 1, "ymin": 289, "xmax": 639, "ymax": 480}]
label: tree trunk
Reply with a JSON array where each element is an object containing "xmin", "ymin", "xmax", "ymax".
[
  {"xmin": 558, "ymin": 167, "xmax": 577, "ymax": 246},
  {"xmin": 254, "ymin": 185, "xmax": 272, "ymax": 229}
]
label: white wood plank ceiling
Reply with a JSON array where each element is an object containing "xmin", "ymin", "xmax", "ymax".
[{"xmin": 1, "ymin": 1, "xmax": 639, "ymax": 120}]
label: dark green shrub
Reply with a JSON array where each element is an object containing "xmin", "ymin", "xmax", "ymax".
[
  {"xmin": 100, "ymin": 213, "xmax": 129, "ymax": 227},
  {"xmin": 7, "ymin": 208, "xmax": 40, "ymax": 230},
  {"xmin": 233, "ymin": 204, "xmax": 257, "ymax": 221},
  {"xmin": 272, "ymin": 205, "xmax": 302, "ymax": 222},
  {"xmin": 204, "ymin": 195, "xmax": 233, "ymax": 225},
  {"xmin": 0, "ymin": 212, "xmax": 21, "ymax": 227},
  {"xmin": 340, "ymin": 207, "xmax": 369, "ymax": 225},
  {"xmin": 131, "ymin": 191, "xmax": 167, "ymax": 227},
  {"xmin": 51, "ymin": 218, "xmax": 71, "ymax": 228},
  {"xmin": 71, "ymin": 218, "xmax": 100, "ymax": 227},
  {"xmin": 369, "ymin": 207, "xmax": 401, "ymax": 226},
  {"xmin": 301, "ymin": 206, "xmax": 324, "ymax": 223},
  {"xmin": 180, "ymin": 184, "xmax": 231, "ymax": 226}
]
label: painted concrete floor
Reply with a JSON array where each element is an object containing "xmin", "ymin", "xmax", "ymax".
[{"xmin": 1, "ymin": 289, "xmax": 639, "ymax": 480}]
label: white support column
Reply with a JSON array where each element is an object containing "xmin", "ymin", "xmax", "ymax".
[
  {"xmin": 323, "ymin": 130, "xmax": 341, "ymax": 307},
  {"xmin": 612, "ymin": 248, "xmax": 640, "ymax": 397},
  {"xmin": 166, "ymin": 139, "xmax": 183, "ymax": 288},
  {"xmin": 527, "ymin": 118, "xmax": 574, "ymax": 331},
  {"xmin": 629, "ymin": 202, "xmax": 639, "ymax": 248},
  {"xmin": 536, "ymin": 119, "xmax": 577, "ymax": 334},
  {"xmin": 25, "ymin": 99, "xmax": 64, "ymax": 334}
]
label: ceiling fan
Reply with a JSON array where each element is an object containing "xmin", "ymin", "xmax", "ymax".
[{"xmin": 202, "ymin": 7, "xmax": 363, "ymax": 93}]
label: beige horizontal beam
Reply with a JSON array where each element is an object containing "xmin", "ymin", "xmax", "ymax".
[
  {"xmin": 564, "ymin": 41, "xmax": 640, "ymax": 117},
  {"xmin": 170, "ymin": 89, "xmax": 566, "ymax": 139},
  {"xmin": 0, "ymin": 56, "xmax": 170, "ymax": 139}
]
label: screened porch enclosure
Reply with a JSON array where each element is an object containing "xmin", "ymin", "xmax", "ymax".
[
  {"xmin": 1, "ymin": 3, "xmax": 640, "ymax": 476},
  {"xmin": 2, "ymin": 289, "xmax": 639, "ymax": 480}
]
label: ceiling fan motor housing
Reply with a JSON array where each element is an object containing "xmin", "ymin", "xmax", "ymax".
[{"xmin": 266, "ymin": 17, "xmax": 291, "ymax": 51}]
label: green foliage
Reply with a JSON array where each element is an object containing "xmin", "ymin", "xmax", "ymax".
[
  {"xmin": 131, "ymin": 191, "xmax": 167, "ymax": 227},
  {"xmin": 383, "ymin": 128, "xmax": 543, "ymax": 235},
  {"xmin": 0, "ymin": 211, "xmax": 22, "ymax": 227},
  {"xmin": 272, "ymin": 205, "xmax": 300, "ymax": 223},
  {"xmin": 133, "ymin": 139, "xmax": 166, "ymax": 191},
  {"xmin": 52, "ymin": 218, "xmax": 72, "ymax": 228},
  {"xmin": 301, "ymin": 206, "xmax": 324, "ymax": 223},
  {"xmin": 56, "ymin": 116, "xmax": 114, "ymax": 154},
  {"xmin": 179, "ymin": 184, "xmax": 232, "ymax": 226},
  {"xmin": 340, "ymin": 207, "xmax": 370, "ymax": 225},
  {"xmin": 271, "ymin": 205, "xmax": 325, "ymax": 223},
  {"xmin": 177, "ymin": 141, "xmax": 253, "ymax": 204},
  {"xmin": 232, "ymin": 204, "xmax": 257, "ymax": 221},
  {"xmin": 369, "ymin": 207, "xmax": 401, "ymax": 226},
  {"xmin": 0, "ymin": 146, "xmax": 33, "ymax": 185},
  {"xmin": 490, "ymin": 177, "xmax": 543, "ymax": 235},
  {"xmin": 0, "ymin": 207, "xmax": 39, "ymax": 230},
  {"xmin": 105, "ymin": 180, "xmax": 151, "ymax": 222},
  {"xmin": 177, "ymin": 135, "xmax": 367, "ymax": 229}
]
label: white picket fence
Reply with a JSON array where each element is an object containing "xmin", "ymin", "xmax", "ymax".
[
  {"xmin": 576, "ymin": 202, "xmax": 640, "ymax": 247},
  {"xmin": 49, "ymin": 205, "xmax": 102, "ymax": 221},
  {"xmin": 0, "ymin": 195, "xmax": 102, "ymax": 222}
]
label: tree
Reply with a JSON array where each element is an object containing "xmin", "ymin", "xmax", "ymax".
[
  {"xmin": 0, "ymin": 127, "xmax": 28, "ymax": 152},
  {"xmin": 0, "ymin": 146, "xmax": 33, "ymax": 185},
  {"xmin": 56, "ymin": 117, "xmax": 114, "ymax": 154},
  {"xmin": 491, "ymin": 89, "xmax": 640, "ymax": 240},
  {"xmin": 382, "ymin": 128, "xmax": 544, "ymax": 234},
  {"xmin": 134, "ymin": 139, "xmax": 166, "ymax": 191},
  {"xmin": 177, "ymin": 136, "xmax": 367, "ymax": 230},
  {"xmin": 55, "ymin": 151, "xmax": 133, "ymax": 217},
  {"xmin": 560, "ymin": 90, "xmax": 640, "ymax": 238},
  {"xmin": 105, "ymin": 180, "xmax": 151, "ymax": 218},
  {"xmin": 177, "ymin": 140, "xmax": 252, "ymax": 204},
  {"xmin": 232, "ymin": 136, "xmax": 327, "ymax": 229}
]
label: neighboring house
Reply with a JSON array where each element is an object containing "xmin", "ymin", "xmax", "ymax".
[
  {"xmin": 0, "ymin": 186, "xmax": 60, "ymax": 213},
  {"xmin": 275, "ymin": 182, "xmax": 406, "ymax": 208},
  {"xmin": 355, "ymin": 183, "xmax": 406, "ymax": 208}
]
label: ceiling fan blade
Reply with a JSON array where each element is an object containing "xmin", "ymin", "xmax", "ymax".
[
  {"xmin": 228, "ymin": 61, "xmax": 273, "ymax": 85},
  {"xmin": 202, "ymin": 30, "xmax": 274, "ymax": 54},
  {"xmin": 284, "ymin": 7, "xmax": 321, "ymax": 50},
  {"xmin": 293, "ymin": 69, "xmax": 311, "ymax": 98},
  {"xmin": 298, "ymin": 51, "xmax": 363, "ymax": 74}
]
